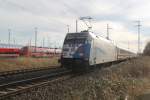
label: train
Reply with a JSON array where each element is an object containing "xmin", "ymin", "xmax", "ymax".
[
  {"xmin": 60, "ymin": 30, "xmax": 136, "ymax": 71},
  {"xmin": 20, "ymin": 46, "xmax": 61, "ymax": 57},
  {"xmin": 0, "ymin": 44, "xmax": 22, "ymax": 57},
  {"xmin": 0, "ymin": 44, "xmax": 61, "ymax": 58}
]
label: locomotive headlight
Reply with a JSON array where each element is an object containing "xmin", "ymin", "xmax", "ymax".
[
  {"xmin": 79, "ymin": 53, "xmax": 84, "ymax": 56},
  {"xmin": 84, "ymin": 58, "xmax": 89, "ymax": 61}
]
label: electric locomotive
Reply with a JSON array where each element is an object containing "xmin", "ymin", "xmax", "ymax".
[{"xmin": 61, "ymin": 30, "xmax": 135, "ymax": 71}]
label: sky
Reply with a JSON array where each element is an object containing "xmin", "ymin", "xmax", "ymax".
[{"xmin": 0, "ymin": 0, "xmax": 150, "ymax": 52}]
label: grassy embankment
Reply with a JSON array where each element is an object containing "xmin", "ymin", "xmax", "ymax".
[
  {"xmin": 0, "ymin": 57, "xmax": 60, "ymax": 72},
  {"xmin": 8, "ymin": 56, "xmax": 150, "ymax": 100}
]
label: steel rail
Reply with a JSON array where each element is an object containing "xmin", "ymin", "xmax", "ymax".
[
  {"xmin": 0, "ymin": 68, "xmax": 71, "ymax": 99},
  {"xmin": 0, "ymin": 66, "xmax": 59, "ymax": 77}
]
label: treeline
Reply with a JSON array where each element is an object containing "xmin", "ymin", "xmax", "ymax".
[{"xmin": 143, "ymin": 42, "xmax": 150, "ymax": 56}]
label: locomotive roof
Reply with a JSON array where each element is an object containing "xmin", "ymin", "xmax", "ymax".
[
  {"xmin": 66, "ymin": 32, "xmax": 89, "ymax": 39},
  {"xmin": 22, "ymin": 46, "xmax": 61, "ymax": 49},
  {"xmin": 66, "ymin": 31, "xmax": 135, "ymax": 54},
  {"xmin": 67, "ymin": 31, "xmax": 113, "ymax": 44}
]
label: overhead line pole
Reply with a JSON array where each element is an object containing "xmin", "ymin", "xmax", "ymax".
[
  {"xmin": 135, "ymin": 21, "xmax": 141, "ymax": 54},
  {"xmin": 76, "ymin": 20, "xmax": 78, "ymax": 32},
  {"xmin": 106, "ymin": 24, "xmax": 112, "ymax": 40},
  {"xmin": 67, "ymin": 25, "xmax": 70, "ymax": 33},
  {"xmin": 35, "ymin": 27, "xmax": 38, "ymax": 52},
  {"xmin": 13, "ymin": 39, "xmax": 15, "ymax": 45},
  {"xmin": 128, "ymin": 41, "xmax": 130, "ymax": 50},
  {"xmin": 8, "ymin": 29, "xmax": 11, "ymax": 48},
  {"xmin": 29, "ymin": 39, "xmax": 31, "ymax": 47},
  {"xmin": 43, "ymin": 37, "xmax": 45, "ymax": 47}
]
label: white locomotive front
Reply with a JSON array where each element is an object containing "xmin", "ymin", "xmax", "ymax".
[{"xmin": 61, "ymin": 31, "xmax": 92, "ymax": 70}]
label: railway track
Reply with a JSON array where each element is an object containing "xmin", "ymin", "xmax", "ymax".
[
  {"xmin": 0, "ymin": 67, "xmax": 72, "ymax": 99},
  {"xmin": 0, "ymin": 58, "xmax": 135, "ymax": 99},
  {"xmin": 0, "ymin": 66, "xmax": 59, "ymax": 77}
]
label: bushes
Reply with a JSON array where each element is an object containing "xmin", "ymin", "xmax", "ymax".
[{"xmin": 143, "ymin": 42, "xmax": 150, "ymax": 56}]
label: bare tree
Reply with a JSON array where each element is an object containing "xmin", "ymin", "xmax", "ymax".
[{"xmin": 143, "ymin": 42, "xmax": 150, "ymax": 56}]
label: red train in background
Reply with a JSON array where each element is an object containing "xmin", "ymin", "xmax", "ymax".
[
  {"xmin": 0, "ymin": 44, "xmax": 61, "ymax": 58},
  {"xmin": 0, "ymin": 44, "xmax": 22, "ymax": 57},
  {"xmin": 20, "ymin": 46, "xmax": 61, "ymax": 57}
]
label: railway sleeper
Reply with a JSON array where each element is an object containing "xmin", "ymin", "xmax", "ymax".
[
  {"xmin": 0, "ymin": 91, "xmax": 8, "ymax": 94},
  {"xmin": 7, "ymin": 88, "xmax": 18, "ymax": 91}
]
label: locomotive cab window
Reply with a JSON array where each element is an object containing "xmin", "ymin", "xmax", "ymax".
[{"xmin": 64, "ymin": 38, "xmax": 86, "ymax": 44}]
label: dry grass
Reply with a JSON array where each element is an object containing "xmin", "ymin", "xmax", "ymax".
[
  {"xmin": 4, "ymin": 56, "xmax": 150, "ymax": 100},
  {"xmin": 0, "ymin": 57, "xmax": 60, "ymax": 72}
]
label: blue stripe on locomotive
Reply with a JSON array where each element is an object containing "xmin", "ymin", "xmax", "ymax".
[{"xmin": 73, "ymin": 43, "xmax": 91, "ymax": 58}]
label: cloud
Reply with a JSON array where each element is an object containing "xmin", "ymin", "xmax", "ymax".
[{"xmin": 0, "ymin": 0, "xmax": 149, "ymax": 52}]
